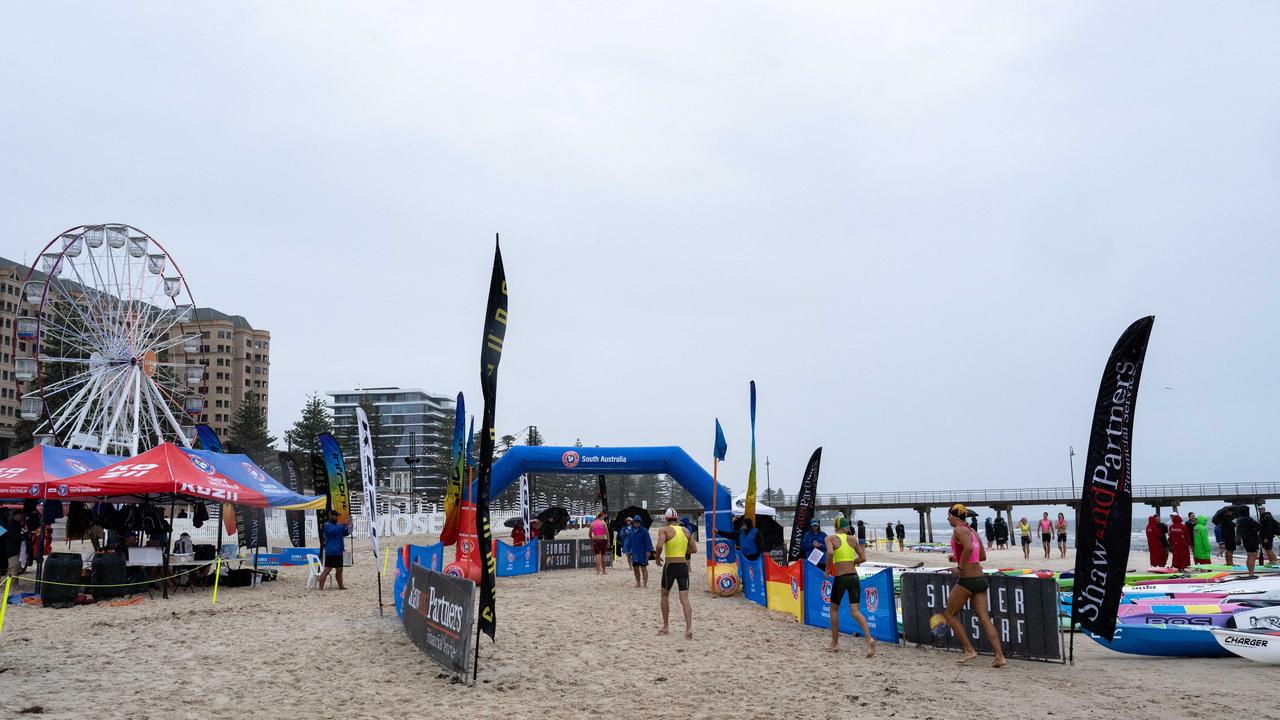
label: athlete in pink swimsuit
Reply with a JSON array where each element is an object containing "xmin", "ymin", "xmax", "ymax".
[{"xmin": 1038, "ymin": 513, "xmax": 1054, "ymax": 559}]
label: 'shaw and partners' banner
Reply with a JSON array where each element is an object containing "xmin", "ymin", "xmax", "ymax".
[
  {"xmin": 1072, "ymin": 316, "xmax": 1154, "ymax": 641},
  {"xmin": 575, "ymin": 539, "xmax": 613, "ymax": 570},
  {"xmin": 401, "ymin": 563, "xmax": 476, "ymax": 683},
  {"xmin": 277, "ymin": 452, "xmax": 307, "ymax": 548},
  {"xmin": 901, "ymin": 573, "xmax": 1062, "ymax": 661}
]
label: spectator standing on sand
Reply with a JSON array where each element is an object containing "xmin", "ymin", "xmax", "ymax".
[
  {"xmin": 895, "ymin": 521, "xmax": 905, "ymax": 551},
  {"xmin": 626, "ymin": 516, "xmax": 653, "ymax": 588},
  {"xmin": 885, "ymin": 522, "xmax": 894, "ymax": 552},
  {"xmin": 590, "ymin": 512, "xmax": 610, "ymax": 575},
  {"xmin": 1055, "ymin": 513, "xmax": 1068, "ymax": 558},
  {"xmin": 1260, "ymin": 508, "xmax": 1278, "ymax": 565},
  {"xmin": 1213, "ymin": 505, "xmax": 1238, "ymax": 566},
  {"xmin": 1237, "ymin": 505, "xmax": 1262, "ymax": 576},
  {"xmin": 318, "ymin": 510, "xmax": 349, "ymax": 590},
  {"xmin": 1192, "ymin": 515, "xmax": 1213, "ymax": 565},
  {"xmin": 856, "ymin": 519, "xmax": 867, "ymax": 548},
  {"xmin": 801, "ymin": 519, "xmax": 827, "ymax": 571}
]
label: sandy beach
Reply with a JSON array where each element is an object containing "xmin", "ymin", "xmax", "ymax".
[{"xmin": 1, "ymin": 534, "xmax": 1277, "ymax": 720}]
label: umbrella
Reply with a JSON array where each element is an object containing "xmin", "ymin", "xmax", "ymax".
[
  {"xmin": 612, "ymin": 506, "xmax": 652, "ymax": 531},
  {"xmin": 536, "ymin": 506, "xmax": 569, "ymax": 540},
  {"xmin": 723, "ymin": 514, "xmax": 785, "ymax": 552},
  {"xmin": 503, "ymin": 516, "xmax": 526, "ymax": 528}
]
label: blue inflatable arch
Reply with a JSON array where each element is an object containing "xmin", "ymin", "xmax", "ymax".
[{"xmin": 485, "ymin": 446, "xmax": 733, "ymax": 521}]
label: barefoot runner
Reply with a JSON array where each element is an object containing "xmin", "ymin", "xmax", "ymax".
[
  {"xmin": 654, "ymin": 508, "xmax": 696, "ymax": 638},
  {"xmin": 824, "ymin": 516, "xmax": 875, "ymax": 656},
  {"xmin": 937, "ymin": 504, "xmax": 1006, "ymax": 668}
]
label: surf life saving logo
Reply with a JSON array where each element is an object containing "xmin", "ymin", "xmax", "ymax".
[
  {"xmin": 443, "ymin": 564, "xmax": 465, "ymax": 578},
  {"xmin": 460, "ymin": 538, "xmax": 474, "ymax": 554},
  {"xmin": 241, "ymin": 462, "xmax": 266, "ymax": 483},
  {"xmin": 65, "ymin": 458, "xmax": 90, "ymax": 474},
  {"xmin": 713, "ymin": 540, "xmax": 732, "ymax": 561},
  {"xmin": 821, "ymin": 579, "xmax": 834, "ymax": 604},
  {"xmin": 864, "ymin": 586, "xmax": 880, "ymax": 613},
  {"xmin": 28, "ymin": 483, "xmax": 40, "ymax": 496},
  {"xmin": 715, "ymin": 573, "xmax": 738, "ymax": 594},
  {"xmin": 56, "ymin": 483, "xmax": 69, "ymax": 497},
  {"xmin": 561, "ymin": 450, "xmax": 579, "ymax": 469},
  {"xmin": 790, "ymin": 577, "xmax": 800, "ymax": 600},
  {"xmin": 189, "ymin": 455, "xmax": 217, "ymax": 475}
]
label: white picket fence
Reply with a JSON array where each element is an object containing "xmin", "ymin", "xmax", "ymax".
[{"xmin": 164, "ymin": 508, "xmax": 524, "ymax": 545}]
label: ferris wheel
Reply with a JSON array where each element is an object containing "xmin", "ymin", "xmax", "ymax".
[{"xmin": 12, "ymin": 223, "xmax": 205, "ymax": 456}]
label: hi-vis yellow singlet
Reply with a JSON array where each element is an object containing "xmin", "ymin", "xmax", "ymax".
[
  {"xmin": 664, "ymin": 525, "xmax": 689, "ymax": 558},
  {"xmin": 831, "ymin": 533, "xmax": 856, "ymax": 563}
]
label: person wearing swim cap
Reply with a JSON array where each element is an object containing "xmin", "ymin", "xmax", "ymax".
[
  {"xmin": 824, "ymin": 516, "xmax": 874, "ymax": 656},
  {"xmin": 654, "ymin": 508, "xmax": 697, "ymax": 639},
  {"xmin": 938, "ymin": 504, "xmax": 1006, "ymax": 668}
]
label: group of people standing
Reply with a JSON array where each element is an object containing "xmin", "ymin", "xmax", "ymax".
[{"xmin": 1146, "ymin": 505, "xmax": 1277, "ymax": 574}]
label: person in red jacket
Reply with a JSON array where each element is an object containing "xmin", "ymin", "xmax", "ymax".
[
  {"xmin": 1167, "ymin": 514, "xmax": 1191, "ymax": 570},
  {"xmin": 1146, "ymin": 515, "xmax": 1169, "ymax": 567}
]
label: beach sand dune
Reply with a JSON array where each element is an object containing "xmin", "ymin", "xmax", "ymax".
[{"xmin": 1, "ymin": 537, "xmax": 1275, "ymax": 720}]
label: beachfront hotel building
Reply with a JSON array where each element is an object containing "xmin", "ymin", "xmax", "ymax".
[
  {"xmin": 327, "ymin": 387, "xmax": 455, "ymax": 496},
  {"xmin": 0, "ymin": 255, "xmax": 269, "ymax": 455},
  {"xmin": 185, "ymin": 308, "xmax": 271, "ymax": 439}
]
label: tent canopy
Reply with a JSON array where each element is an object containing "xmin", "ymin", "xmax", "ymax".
[
  {"xmin": 50, "ymin": 443, "xmax": 324, "ymax": 510},
  {"xmin": 0, "ymin": 445, "xmax": 122, "ymax": 499}
]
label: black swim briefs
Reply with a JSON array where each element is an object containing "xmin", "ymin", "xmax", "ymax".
[
  {"xmin": 661, "ymin": 562, "xmax": 689, "ymax": 591},
  {"xmin": 957, "ymin": 576, "xmax": 989, "ymax": 594},
  {"xmin": 830, "ymin": 573, "xmax": 860, "ymax": 605}
]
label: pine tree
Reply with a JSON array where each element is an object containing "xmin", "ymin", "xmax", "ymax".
[
  {"xmin": 283, "ymin": 393, "xmax": 333, "ymax": 483},
  {"xmin": 226, "ymin": 391, "xmax": 277, "ymax": 466}
]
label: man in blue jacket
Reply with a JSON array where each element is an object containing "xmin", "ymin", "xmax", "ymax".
[
  {"xmin": 801, "ymin": 519, "xmax": 828, "ymax": 570},
  {"xmin": 626, "ymin": 516, "xmax": 653, "ymax": 588},
  {"xmin": 718, "ymin": 517, "xmax": 761, "ymax": 561},
  {"xmin": 318, "ymin": 510, "xmax": 350, "ymax": 590},
  {"xmin": 617, "ymin": 516, "xmax": 634, "ymax": 566}
]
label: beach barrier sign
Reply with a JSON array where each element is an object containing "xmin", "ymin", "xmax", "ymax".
[
  {"xmin": 394, "ymin": 543, "xmax": 445, "ymax": 617},
  {"xmin": 496, "ymin": 539, "xmax": 537, "ymax": 577},
  {"xmin": 402, "ymin": 563, "xmax": 475, "ymax": 685},
  {"xmin": 576, "ymin": 539, "xmax": 613, "ymax": 569},
  {"xmin": 538, "ymin": 539, "xmax": 576, "ymax": 571},
  {"xmin": 802, "ymin": 564, "xmax": 898, "ymax": 643},
  {"xmin": 900, "ymin": 573, "xmax": 1061, "ymax": 661}
]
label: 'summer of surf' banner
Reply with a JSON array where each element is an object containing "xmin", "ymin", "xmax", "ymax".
[
  {"xmin": 496, "ymin": 539, "xmax": 537, "ymax": 577},
  {"xmin": 744, "ymin": 381, "xmax": 758, "ymax": 523},
  {"xmin": 902, "ymin": 573, "xmax": 1060, "ymax": 660},
  {"xmin": 787, "ymin": 447, "xmax": 822, "ymax": 563},
  {"xmin": 317, "ymin": 432, "xmax": 351, "ymax": 529},
  {"xmin": 765, "ymin": 555, "xmax": 803, "ymax": 622},
  {"xmin": 475, "ymin": 238, "xmax": 508, "ymax": 643},
  {"xmin": 394, "ymin": 543, "xmax": 445, "ymax": 617},
  {"xmin": 277, "ymin": 452, "xmax": 307, "ymax": 548},
  {"xmin": 356, "ymin": 406, "xmax": 380, "ymax": 559},
  {"xmin": 1071, "ymin": 316, "xmax": 1154, "ymax": 641},
  {"xmin": 802, "ymin": 564, "xmax": 897, "ymax": 643},
  {"xmin": 440, "ymin": 393, "xmax": 466, "ymax": 546}
]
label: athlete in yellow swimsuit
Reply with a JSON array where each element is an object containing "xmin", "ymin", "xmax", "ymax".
[
  {"xmin": 654, "ymin": 507, "xmax": 697, "ymax": 639},
  {"xmin": 824, "ymin": 517, "xmax": 875, "ymax": 656}
]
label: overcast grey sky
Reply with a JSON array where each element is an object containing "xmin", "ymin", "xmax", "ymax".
[{"xmin": 2, "ymin": 3, "xmax": 1277, "ymax": 498}]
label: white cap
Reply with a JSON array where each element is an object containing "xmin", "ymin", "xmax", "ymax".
[{"xmin": 664, "ymin": 507, "xmax": 678, "ymax": 521}]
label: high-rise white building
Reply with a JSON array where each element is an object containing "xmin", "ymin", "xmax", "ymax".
[{"xmin": 326, "ymin": 387, "xmax": 454, "ymax": 495}]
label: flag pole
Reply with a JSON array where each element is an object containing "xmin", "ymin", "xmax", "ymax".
[{"xmin": 710, "ymin": 456, "xmax": 718, "ymax": 591}]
